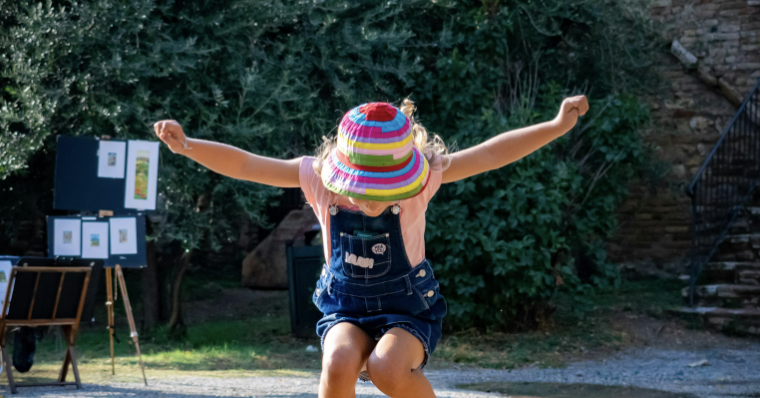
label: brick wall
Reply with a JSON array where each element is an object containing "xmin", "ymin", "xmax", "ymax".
[{"xmin": 608, "ymin": 0, "xmax": 760, "ymax": 275}]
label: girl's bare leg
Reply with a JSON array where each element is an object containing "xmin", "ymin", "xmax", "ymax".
[
  {"xmin": 319, "ymin": 322, "xmax": 375, "ymax": 398},
  {"xmin": 366, "ymin": 328, "xmax": 436, "ymax": 398}
]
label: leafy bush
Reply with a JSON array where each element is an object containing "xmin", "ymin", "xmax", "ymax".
[
  {"xmin": 426, "ymin": 95, "xmax": 652, "ymax": 330},
  {"xmin": 1, "ymin": 0, "xmax": 660, "ymax": 330},
  {"xmin": 418, "ymin": 1, "xmax": 660, "ymax": 330}
]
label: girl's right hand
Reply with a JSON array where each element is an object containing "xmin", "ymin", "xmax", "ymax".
[{"xmin": 153, "ymin": 120, "xmax": 189, "ymax": 154}]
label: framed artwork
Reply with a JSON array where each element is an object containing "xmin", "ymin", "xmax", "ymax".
[
  {"xmin": 81, "ymin": 222, "xmax": 109, "ymax": 259},
  {"xmin": 124, "ymin": 141, "xmax": 159, "ymax": 210},
  {"xmin": 53, "ymin": 218, "xmax": 81, "ymax": 256},
  {"xmin": 0, "ymin": 260, "xmax": 12, "ymax": 308},
  {"xmin": 97, "ymin": 140, "xmax": 126, "ymax": 179},
  {"xmin": 109, "ymin": 217, "xmax": 138, "ymax": 255}
]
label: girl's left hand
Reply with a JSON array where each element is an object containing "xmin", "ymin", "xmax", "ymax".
[{"xmin": 553, "ymin": 95, "xmax": 589, "ymax": 133}]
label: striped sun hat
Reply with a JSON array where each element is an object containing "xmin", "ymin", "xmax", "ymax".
[{"xmin": 321, "ymin": 102, "xmax": 430, "ymax": 201}]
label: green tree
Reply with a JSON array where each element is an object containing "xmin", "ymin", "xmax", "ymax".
[
  {"xmin": 1, "ymin": 0, "xmax": 661, "ymax": 332},
  {"xmin": 0, "ymin": 0, "xmax": 452, "ymax": 335}
]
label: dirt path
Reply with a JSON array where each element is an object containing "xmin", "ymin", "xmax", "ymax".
[{"xmin": 4, "ymin": 341, "xmax": 760, "ymax": 397}]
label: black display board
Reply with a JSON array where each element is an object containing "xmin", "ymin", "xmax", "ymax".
[
  {"xmin": 54, "ymin": 135, "xmax": 132, "ymax": 213},
  {"xmin": 0, "ymin": 256, "xmax": 20, "ymax": 265},
  {"xmin": 46, "ymin": 215, "xmax": 148, "ymax": 269}
]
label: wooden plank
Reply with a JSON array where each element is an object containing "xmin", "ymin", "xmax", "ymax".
[
  {"xmin": 72, "ymin": 269, "xmax": 91, "ymax": 342},
  {"xmin": 2, "ymin": 340, "xmax": 17, "ymax": 394},
  {"xmin": 69, "ymin": 345, "xmax": 82, "ymax": 389},
  {"xmin": 59, "ymin": 346, "xmax": 71, "ymax": 383},
  {"xmin": 14, "ymin": 266, "xmax": 90, "ymax": 273},
  {"xmin": 52, "ymin": 271, "xmax": 67, "ymax": 320},
  {"xmin": 4, "ymin": 318, "xmax": 79, "ymax": 327},
  {"xmin": 27, "ymin": 272, "xmax": 41, "ymax": 320}
]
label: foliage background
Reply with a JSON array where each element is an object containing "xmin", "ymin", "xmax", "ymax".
[{"xmin": 0, "ymin": 0, "xmax": 662, "ymax": 331}]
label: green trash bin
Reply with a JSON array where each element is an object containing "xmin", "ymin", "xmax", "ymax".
[{"xmin": 286, "ymin": 227, "xmax": 325, "ymax": 338}]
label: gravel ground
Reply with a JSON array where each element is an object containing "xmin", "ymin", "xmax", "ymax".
[{"xmin": 3, "ymin": 343, "xmax": 760, "ymax": 398}]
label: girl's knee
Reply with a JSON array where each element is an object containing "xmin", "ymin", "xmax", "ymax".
[
  {"xmin": 366, "ymin": 354, "xmax": 411, "ymax": 395},
  {"xmin": 321, "ymin": 345, "xmax": 365, "ymax": 384}
]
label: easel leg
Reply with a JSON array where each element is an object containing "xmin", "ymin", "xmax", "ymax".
[
  {"xmin": 59, "ymin": 326, "xmax": 82, "ymax": 389},
  {"xmin": 58, "ymin": 345, "xmax": 71, "ymax": 382},
  {"xmin": 2, "ymin": 344, "xmax": 17, "ymax": 394},
  {"xmin": 115, "ymin": 265, "xmax": 148, "ymax": 386},
  {"xmin": 106, "ymin": 267, "xmax": 115, "ymax": 376}
]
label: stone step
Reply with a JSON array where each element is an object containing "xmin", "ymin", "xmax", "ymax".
[
  {"xmin": 670, "ymin": 307, "xmax": 760, "ymax": 335},
  {"xmin": 705, "ymin": 261, "xmax": 760, "ymax": 271},
  {"xmin": 690, "ymin": 261, "xmax": 760, "ymax": 283},
  {"xmin": 712, "ymin": 234, "xmax": 760, "ymax": 262},
  {"xmin": 672, "ymin": 306, "xmax": 760, "ymax": 319},
  {"xmin": 738, "ymin": 270, "xmax": 760, "ymax": 285},
  {"xmin": 681, "ymin": 284, "xmax": 760, "ymax": 309},
  {"xmin": 681, "ymin": 284, "xmax": 760, "ymax": 298}
]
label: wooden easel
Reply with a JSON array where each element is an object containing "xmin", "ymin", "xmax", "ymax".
[
  {"xmin": 97, "ymin": 209, "xmax": 147, "ymax": 385},
  {"xmin": 105, "ymin": 264, "xmax": 147, "ymax": 386},
  {"xmin": 0, "ymin": 265, "xmax": 91, "ymax": 394}
]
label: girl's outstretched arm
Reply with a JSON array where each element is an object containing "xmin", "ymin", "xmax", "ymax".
[
  {"xmin": 442, "ymin": 96, "xmax": 589, "ymax": 184},
  {"xmin": 153, "ymin": 120, "xmax": 301, "ymax": 188}
]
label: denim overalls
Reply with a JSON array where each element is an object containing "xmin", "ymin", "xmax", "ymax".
[{"xmin": 312, "ymin": 203, "xmax": 447, "ymax": 369}]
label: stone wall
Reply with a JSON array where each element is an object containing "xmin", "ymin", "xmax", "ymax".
[{"xmin": 608, "ymin": 0, "xmax": 760, "ymax": 275}]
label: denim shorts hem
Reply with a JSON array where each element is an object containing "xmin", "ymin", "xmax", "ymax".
[
  {"xmin": 317, "ymin": 318, "xmax": 433, "ymax": 383},
  {"xmin": 376, "ymin": 322, "xmax": 431, "ymax": 370},
  {"xmin": 318, "ymin": 317, "xmax": 355, "ymax": 352}
]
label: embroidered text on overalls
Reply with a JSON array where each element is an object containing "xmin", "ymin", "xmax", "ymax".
[{"xmin": 345, "ymin": 253, "xmax": 375, "ymax": 268}]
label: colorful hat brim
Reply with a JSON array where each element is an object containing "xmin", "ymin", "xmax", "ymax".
[{"xmin": 321, "ymin": 146, "xmax": 430, "ymax": 201}]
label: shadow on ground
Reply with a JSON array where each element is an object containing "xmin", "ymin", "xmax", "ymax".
[{"xmin": 459, "ymin": 382, "xmax": 698, "ymax": 398}]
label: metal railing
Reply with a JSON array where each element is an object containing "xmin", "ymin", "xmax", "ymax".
[{"xmin": 686, "ymin": 78, "xmax": 760, "ymax": 306}]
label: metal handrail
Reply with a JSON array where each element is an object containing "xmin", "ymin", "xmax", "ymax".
[{"xmin": 686, "ymin": 78, "xmax": 760, "ymax": 306}]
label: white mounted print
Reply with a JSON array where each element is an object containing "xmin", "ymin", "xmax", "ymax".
[
  {"xmin": 109, "ymin": 217, "xmax": 138, "ymax": 255},
  {"xmin": 0, "ymin": 260, "xmax": 13, "ymax": 308},
  {"xmin": 97, "ymin": 140, "xmax": 126, "ymax": 179},
  {"xmin": 124, "ymin": 140, "xmax": 159, "ymax": 210},
  {"xmin": 53, "ymin": 218, "xmax": 81, "ymax": 256},
  {"xmin": 81, "ymin": 222, "xmax": 109, "ymax": 259}
]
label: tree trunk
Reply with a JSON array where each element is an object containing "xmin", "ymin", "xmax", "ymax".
[
  {"xmin": 141, "ymin": 240, "xmax": 160, "ymax": 331},
  {"xmin": 168, "ymin": 250, "xmax": 192, "ymax": 338}
]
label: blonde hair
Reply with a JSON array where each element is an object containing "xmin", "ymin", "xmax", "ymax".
[{"xmin": 313, "ymin": 98, "xmax": 449, "ymax": 175}]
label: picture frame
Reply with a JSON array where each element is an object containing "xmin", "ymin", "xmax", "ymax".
[
  {"xmin": 53, "ymin": 218, "xmax": 82, "ymax": 256},
  {"xmin": 81, "ymin": 221, "xmax": 109, "ymax": 259},
  {"xmin": 124, "ymin": 141, "xmax": 159, "ymax": 210}
]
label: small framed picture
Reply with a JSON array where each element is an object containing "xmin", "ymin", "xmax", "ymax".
[
  {"xmin": 82, "ymin": 221, "xmax": 108, "ymax": 259},
  {"xmin": 0, "ymin": 260, "xmax": 11, "ymax": 307},
  {"xmin": 53, "ymin": 218, "xmax": 81, "ymax": 256},
  {"xmin": 125, "ymin": 141, "xmax": 159, "ymax": 210},
  {"xmin": 98, "ymin": 141, "xmax": 126, "ymax": 179},
  {"xmin": 110, "ymin": 217, "xmax": 138, "ymax": 255}
]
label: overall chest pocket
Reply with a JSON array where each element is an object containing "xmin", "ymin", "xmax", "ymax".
[{"xmin": 340, "ymin": 233, "xmax": 392, "ymax": 279}]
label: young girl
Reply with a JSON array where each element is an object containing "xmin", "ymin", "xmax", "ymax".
[{"xmin": 154, "ymin": 95, "xmax": 588, "ymax": 398}]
